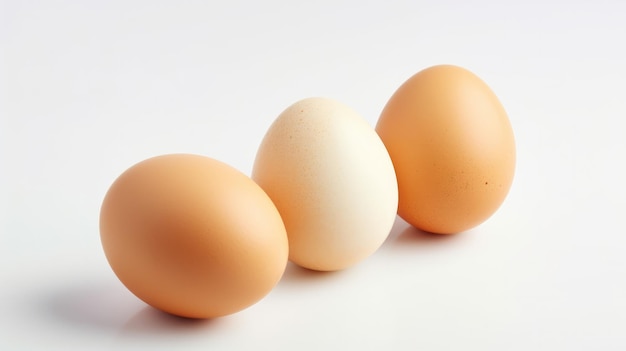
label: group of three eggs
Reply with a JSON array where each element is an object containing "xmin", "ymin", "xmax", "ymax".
[{"xmin": 99, "ymin": 65, "xmax": 516, "ymax": 319}]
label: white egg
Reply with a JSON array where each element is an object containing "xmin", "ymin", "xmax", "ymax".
[{"xmin": 252, "ymin": 97, "xmax": 398, "ymax": 271}]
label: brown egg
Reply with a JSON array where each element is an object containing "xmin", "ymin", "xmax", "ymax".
[
  {"xmin": 376, "ymin": 65, "xmax": 516, "ymax": 234},
  {"xmin": 99, "ymin": 154, "xmax": 288, "ymax": 318}
]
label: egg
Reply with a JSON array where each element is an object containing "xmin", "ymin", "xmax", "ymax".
[
  {"xmin": 252, "ymin": 97, "xmax": 398, "ymax": 271},
  {"xmin": 376, "ymin": 65, "xmax": 516, "ymax": 234},
  {"xmin": 99, "ymin": 154, "xmax": 288, "ymax": 318}
]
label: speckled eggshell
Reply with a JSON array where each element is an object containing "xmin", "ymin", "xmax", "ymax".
[
  {"xmin": 376, "ymin": 65, "xmax": 516, "ymax": 234},
  {"xmin": 252, "ymin": 97, "xmax": 398, "ymax": 272}
]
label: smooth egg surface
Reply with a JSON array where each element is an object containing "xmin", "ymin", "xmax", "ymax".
[
  {"xmin": 252, "ymin": 97, "xmax": 398, "ymax": 271},
  {"xmin": 100, "ymin": 154, "xmax": 288, "ymax": 318},
  {"xmin": 376, "ymin": 65, "xmax": 516, "ymax": 234}
]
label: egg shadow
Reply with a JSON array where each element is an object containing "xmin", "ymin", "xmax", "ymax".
[
  {"xmin": 382, "ymin": 215, "xmax": 469, "ymax": 250},
  {"xmin": 41, "ymin": 281, "xmax": 143, "ymax": 333},
  {"xmin": 394, "ymin": 226, "xmax": 463, "ymax": 246},
  {"xmin": 278, "ymin": 262, "xmax": 346, "ymax": 286},
  {"xmin": 41, "ymin": 280, "xmax": 226, "ymax": 337},
  {"xmin": 118, "ymin": 305, "xmax": 222, "ymax": 338},
  {"xmin": 379, "ymin": 215, "xmax": 411, "ymax": 247}
]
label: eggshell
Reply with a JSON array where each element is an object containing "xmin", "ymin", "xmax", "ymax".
[
  {"xmin": 252, "ymin": 97, "xmax": 398, "ymax": 271},
  {"xmin": 99, "ymin": 154, "xmax": 288, "ymax": 318},
  {"xmin": 376, "ymin": 65, "xmax": 516, "ymax": 234}
]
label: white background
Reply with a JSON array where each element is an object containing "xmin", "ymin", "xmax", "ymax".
[{"xmin": 1, "ymin": 0, "xmax": 626, "ymax": 350}]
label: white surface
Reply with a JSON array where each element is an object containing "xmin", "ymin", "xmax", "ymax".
[{"xmin": 1, "ymin": 0, "xmax": 625, "ymax": 350}]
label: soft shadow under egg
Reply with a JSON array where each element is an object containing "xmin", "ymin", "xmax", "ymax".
[
  {"xmin": 41, "ymin": 281, "xmax": 142, "ymax": 333},
  {"xmin": 118, "ymin": 305, "xmax": 226, "ymax": 338},
  {"xmin": 278, "ymin": 262, "xmax": 347, "ymax": 286},
  {"xmin": 396, "ymin": 225, "xmax": 461, "ymax": 244}
]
